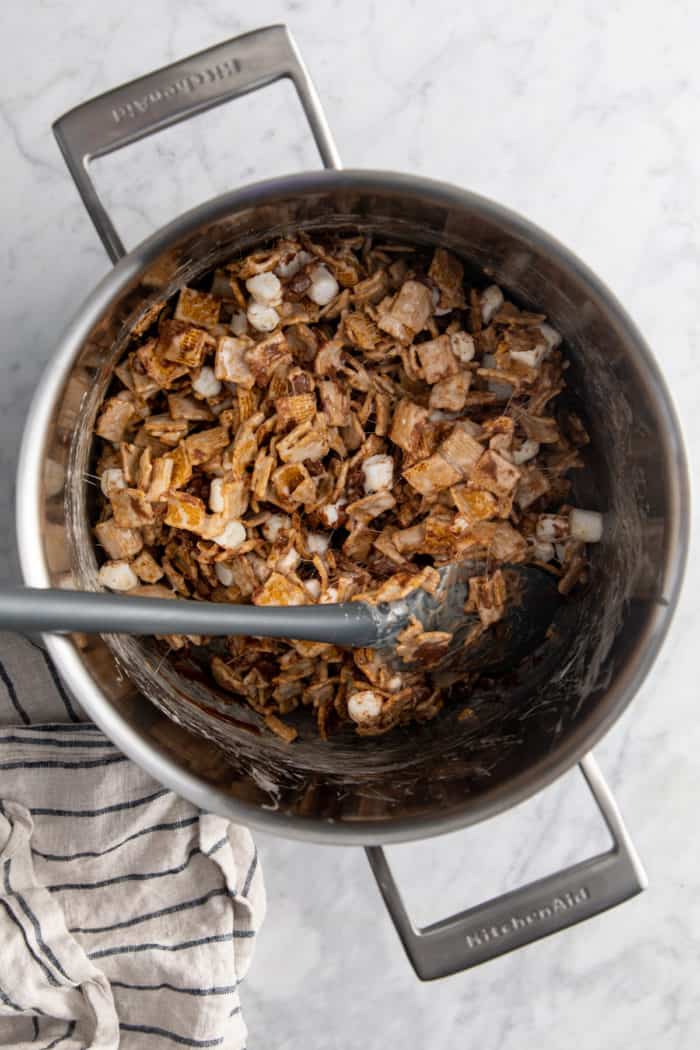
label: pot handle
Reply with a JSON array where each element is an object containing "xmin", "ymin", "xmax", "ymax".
[
  {"xmin": 52, "ymin": 25, "xmax": 341, "ymax": 263},
  {"xmin": 365, "ymin": 753, "xmax": 647, "ymax": 980}
]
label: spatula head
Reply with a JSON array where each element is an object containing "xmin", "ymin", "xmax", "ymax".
[{"xmin": 375, "ymin": 562, "xmax": 561, "ymax": 680}]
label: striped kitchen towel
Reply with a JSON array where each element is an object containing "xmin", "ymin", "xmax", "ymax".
[{"xmin": 0, "ymin": 633, "xmax": 265, "ymax": 1050}]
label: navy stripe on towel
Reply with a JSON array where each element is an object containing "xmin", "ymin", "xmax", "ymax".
[
  {"xmin": 111, "ymin": 980, "xmax": 237, "ymax": 997},
  {"xmin": 0, "ymin": 735, "xmax": 115, "ymax": 749},
  {"xmin": 32, "ymin": 815, "xmax": 200, "ymax": 862},
  {"xmin": 12, "ymin": 897, "xmax": 72, "ymax": 982},
  {"xmin": 88, "ymin": 931, "xmax": 234, "ymax": 960},
  {"xmin": 0, "ymin": 982, "xmax": 22, "ymax": 1011},
  {"xmin": 0, "ymin": 754, "xmax": 128, "ymax": 771},
  {"xmin": 31, "ymin": 787, "xmax": 171, "ymax": 818},
  {"xmin": 47, "ymin": 842, "xmax": 214, "ymax": 892},
  {"xmin": 206, "ymin": 836, "xmax": 227, "ymax": 857},
  {"xmin": 241, "ymin": 849, "xmax": 258, "ymax": 898},
  {"xmin": 4, "ymin": 860, "xmax": 71, "ymax": 982},
  {"xmin": 0, "ymin": 898, "xmax": 59, "ymax": 986},
  {"xmin": 119, "ymin": 1023, "xmax": 223, "ymax": 1047},
  {"xmin": 14, "ymin": 723, "xmax": 100, "ymax": 733},
  {"xmin": 0, "ymin": 657, "xmax": 30, "ymax": 724},
  {"xmin": 44, "ymin": 1020, "xmax": 76, "ymax": 1049},
  {"xmin": 69, "ymin": 887, "xmax": 228, "ymax": 934},
  {"xmin": 35, "ymin": 647, "xmax": 81, "ymax": 722}
]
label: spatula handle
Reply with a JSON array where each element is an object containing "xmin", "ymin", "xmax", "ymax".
[{"xmin": 0, "ymin": 587, "xmax": 379, "ymax": 647}]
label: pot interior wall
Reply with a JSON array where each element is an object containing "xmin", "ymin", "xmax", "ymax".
[{"xmin": 40, "ymin": 181, "xmax": 672, "ymax": 828}]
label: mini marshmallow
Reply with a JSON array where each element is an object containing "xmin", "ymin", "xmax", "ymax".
[
  {"xmin": 535, "ymin": 514, "xmax": 570, "ymax": 543},
  {"xmin": 347, "ymin": 690, "xmax": 383, "ymax": 725},
  {"xmin": 320, "ymin": 585, "xmax": 339, "ymax": 604},
  {"xmin": 303, "ymin": 578, "xmax": 321, "ymax": 600},
  {"xmin": 481, "ymin": 284, "xmax": 504, "ymax": 324},
  {"xmin": 262, "ymin": 513, "xmax": 291, "ymax": 543},
  {"xmin": 209, "ymin": 478, "xmax": 225, "ymax": 513},
  {"xmin": 510, "ymin": 347, "xmax": 546, "ymax": 369},
  {"xmin": 512, "ymin": 439, "xmax": 540, "ymax": 465},
  {"xmin": 318, "ymin": 502, "xmax": 343, "ymax": 528},
  {"xmin": 245, "ymin": 272, "xmax": 282, "ymax": 306},
  {"xmin": 569, "ymin": 508, "xmax": 603, "ymax": 543},
  {"xmin": 307, "ymin": 264, "xmax": 339, "ymax": 306},
  {"xmin": 247, "ymin": 302, "xmax": 279, "ymax": 332},
  {"xmin": 248, "ymin": 552, "xmax": 270, "ymax": 582},
  {"xmin": 215, "ymin": 562, "xmax": 236, "ymax": 587},
  {"xmin": 276, "ymin": 547, "xmax": 300, "ymax": 574},
  {"xmin": 193, "ymin": 366, "xmax": 222, "ymax": 398},
  {"xmin": 450, "ymin": 331, "xmax": 475, "ymax": 363},
  {"xmin": 216, "ymin": 338, "xmax": 253, "ymax": 383},
  {"xmin": 275, "ymin": 249, "xmax": 313, "ymax": 279},
  {"xmin": 100, "ymin": 468, "xmax": 126, "ymax": 497},
  {"xmin": 539, "ymin": 322, "xmax": 562, "ymax": 350},
  {"xmin": 362, "ymin": 454, "xmax": 394, "ymax": 494},
  {"xmin": 212, "ymin": 520, "xmax": 247, "ymax": 550},
  {"xmin": 98, "ymin": 560, "xmax": 138, "ymax": 591},
  {"xmin": 307, "ymin": 532, "xmax": 330, "ymax": 555}
]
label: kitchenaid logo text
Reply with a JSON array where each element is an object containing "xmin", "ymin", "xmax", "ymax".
[
  {"xmin": 464, "ymin": 887, "xmax": 589, "ymax": 950},
  {"xmin": 111, "ymin": 59, "xmax": 242, "ymax": 124}
]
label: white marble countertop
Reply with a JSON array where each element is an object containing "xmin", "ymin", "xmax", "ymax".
[{"xmin": 2, "ymin": 2, "xmax": 698, "ymax": 1047}]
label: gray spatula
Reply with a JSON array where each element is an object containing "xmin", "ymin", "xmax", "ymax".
[{"xmin": 0, "ymin": 563, "xmax": 560, "ymax": 670}]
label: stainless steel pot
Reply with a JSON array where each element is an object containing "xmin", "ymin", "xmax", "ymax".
[{"xmin": 16, "ymin": 25, "xmax": 689, "ymax": 980}]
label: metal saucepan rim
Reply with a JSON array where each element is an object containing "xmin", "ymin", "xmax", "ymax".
[{"xmin": 16, "ymin": 169, "xmax": 690, "ymax": 845}]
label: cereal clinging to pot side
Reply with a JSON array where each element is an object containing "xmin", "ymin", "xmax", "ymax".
[{"xmin": 93, "ymin": 233, "xmax": 602, "ymax": 741}]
